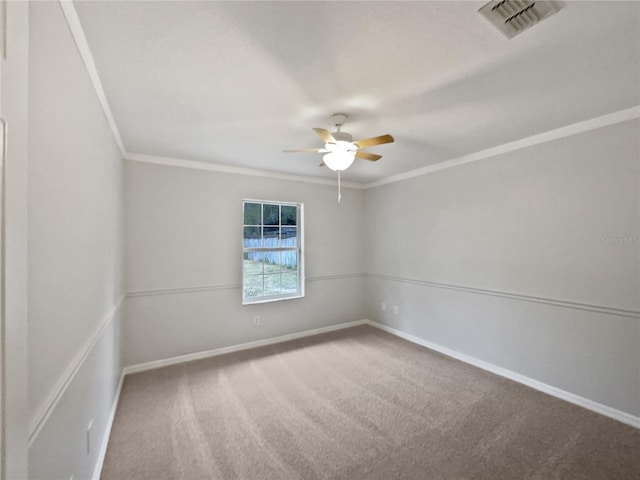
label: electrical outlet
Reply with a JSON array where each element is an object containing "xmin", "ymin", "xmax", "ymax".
[
  {"xmin": 86, "ymin": 420, "xmax": 93, "ymax": 454},
  {"xmin": 393, "ymin": 306, "xmax": 399, "ymax": 315},
  {"xmin": 381, "ymin": 302, "xmax": 386, "ymax": 312},
  {"xmin": 254, "ymin": 316, "xmax": 260, "ymax": 326}
]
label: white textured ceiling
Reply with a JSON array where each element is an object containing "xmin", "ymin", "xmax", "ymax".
[{"xmin": 74, "ymin": 1, "xmax": 640, "ymax": 184}]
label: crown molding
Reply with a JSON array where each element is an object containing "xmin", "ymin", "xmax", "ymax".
[
  {"xmin": 59, "ymin": 0, "xmax": 126, "ymax": 156},
  {"xmin": 59, "ymin": 0, "xmax": 638, "ymax": 189},
  {"xmin": 365, "ymin": 106, "xmax": 640, "ymax": 189},
  {"xmin": 126, "ymin": 106, "xmax": 639, "ymax": 189},
  {"xmin": 124, "ymin": 152, "xmax": 365, "ymax": 189}
]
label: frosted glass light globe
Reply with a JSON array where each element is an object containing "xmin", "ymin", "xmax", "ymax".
[
  {"xmin": 322, "ymin": 141, "xmax": 357, "ymax": 171},
  {"xmin": 323, "ymin": 151, "xmax": 355, "ymax": 171}
]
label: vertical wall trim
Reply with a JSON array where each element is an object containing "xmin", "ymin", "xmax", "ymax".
[
  {"xmin": 91, "ymin": 372, "xmax": 124, "ymax": 480},
  {"xmin": 0, "ymin": 116, "xmax": 7, "ymax": 480},
  {"xmin": 1, "ymin": 1, "xmax": 29, "ymax": 476}
]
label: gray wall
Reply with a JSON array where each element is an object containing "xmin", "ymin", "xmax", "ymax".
[
  {"xmin": 28, "ymin": 2, "xmax": 125, "ymax": 478},
  {"xmin": 365, "ymin": 119, "xmax": 640, "ymax": 416},
  {"xmin": 124, "ymin": 119, "xmax": 639, "ymax": 419},
  {"xmin": 124, "ymin": 161, "xmax": 366, "ymax": 366}
]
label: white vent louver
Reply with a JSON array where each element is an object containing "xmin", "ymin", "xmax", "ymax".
[{"xmin": 479, "ymin": 1, "xmax": 561, "ymax": 39}]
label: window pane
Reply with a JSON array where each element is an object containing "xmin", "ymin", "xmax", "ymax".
[
  {"xmin": 263, "ymin": 274, "xmax": 282, "ymax": 296},
  {"xmin": 263, "ymin": 251, "xmax": 282, "ymax": 274},
  {"xmin": 263, "ymin": 227, "xmax": 279, "ymax": 248},
  {"xmin": 244, "ymin": 274, "xmax": 263, "ymax": 298},
  {"xmin": 281, "ymin": 226, "xmax": 297, "ymax": 247},
  {"xmin": 244, "ymin": 203, "xmax": 262, "ymax": 225},
  {"xmin": 243, "ymin": 252, "xmax": 264, "ymax": 276},
  {"xmin": 281, "ymin": 205, "xmax": 297, "ymax": 225},
  {"xmin": 263, "ymin": 204, "xmax": 279, "ymax": 225},
  {"xmin": 282, "ymin": 272, "xmax": 298, "ymax": 293},
  {"xmin": 242, "ymin": 200, "xmax": 303, "ymax": 304},
  {"xmin": 281, "ymin": 251, "xmax": 297, "ymax": 271},
  {"xmin": 243, "ymin": 227, "xmax": 261, "ymax": 248}
]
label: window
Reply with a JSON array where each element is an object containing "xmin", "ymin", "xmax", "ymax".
[{"xmin": 242, "ymin": 200, "xmax": 304, "ymax": 304}]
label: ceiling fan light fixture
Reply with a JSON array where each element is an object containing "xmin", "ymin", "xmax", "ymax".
[
  {"xmin": 323, "ymin": 140, "xmax": 357, "ymax": 171},
  {"xmin": 283, "ymin": 113, "xmax": 394, "ymax": 203},
  {"xmin": 322, "ymin": 151, "xmax": 355, "ymax": 171}
]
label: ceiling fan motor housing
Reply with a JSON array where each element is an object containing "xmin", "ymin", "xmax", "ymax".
[{"xmin": 331, "ymin": 131, "xmax": 353, "ymax": 142}]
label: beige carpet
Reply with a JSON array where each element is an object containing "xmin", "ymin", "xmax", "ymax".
[{"xmin": 101, "ymin": 325, "xmax": 639, "ymax": 479}]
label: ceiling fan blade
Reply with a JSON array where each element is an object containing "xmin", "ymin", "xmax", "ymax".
[
  {"xmin": 354, "ymin": 134, "xmax": 394, "ymax": 149},
  {"xmin": 355, "ymin": 151, "xmax": 382, "ymax": 161},
  {"xmin": 312, "ymin": 128, "xmax": 336, "ymax": 144},
  {"xmin": 283, "ymin": 148, "xmax": 323, "ymax": 153}
]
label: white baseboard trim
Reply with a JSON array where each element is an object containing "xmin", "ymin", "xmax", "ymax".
[
  {"xmin": 123, "ymin": 319, "xmax": 368, "ymax": 375},
  {"xmin": 91, "ymin": 372, "xmax": 124, "ymax": 480},
  {"xmin": 365, "ymin": 320, "xmax": 640, "ymax": 429}
]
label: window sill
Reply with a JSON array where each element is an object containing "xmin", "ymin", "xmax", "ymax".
[{"xmin": 242, "ymin": 293, "xmax": 305, "ymax": 305}]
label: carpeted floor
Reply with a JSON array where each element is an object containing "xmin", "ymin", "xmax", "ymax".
[{"xmin": 101, "ymin": 325, "xmax": 640, "ymax": 479}]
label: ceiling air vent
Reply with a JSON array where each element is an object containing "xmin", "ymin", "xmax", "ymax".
[{"xmin": 479, "ymin": 1, "xmax": 561, "ymax": 39}]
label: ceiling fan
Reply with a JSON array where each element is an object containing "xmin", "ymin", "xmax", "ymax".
[{"xmin": 284, "ymin": 113, "xmax": 394, "ymax": 172}]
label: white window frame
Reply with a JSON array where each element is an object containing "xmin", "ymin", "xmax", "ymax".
[{"xmin": 242, "ymin": 199, "xmax": 305, "ymax": 305}]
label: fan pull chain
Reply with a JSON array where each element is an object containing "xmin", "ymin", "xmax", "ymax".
[{"xmin": 337, "ymin": 171, "xmax": 342, "ymax": 203}]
